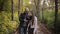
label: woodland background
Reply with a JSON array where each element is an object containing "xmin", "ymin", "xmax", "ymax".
[{"xmin": 0, "ymin": 0, "xmax": 60, "ymax": 34}]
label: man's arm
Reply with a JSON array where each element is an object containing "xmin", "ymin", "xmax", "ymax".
[
  {"xmin": 19, "ymin": 13, "xmax": 28, "ymax": 22},
  {"xmin": 19, "ymin": 13, "xmax": 24, "ymax": 22}
]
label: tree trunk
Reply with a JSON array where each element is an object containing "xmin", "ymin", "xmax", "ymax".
[
  {"xmin": 37, "ymin": 0, "xmax": 40, "ymax": 19},
  {"xmin": 34, "ymin": 0, "xmax": 40, "ymax": 20},
  {"xmin": 18, "ymin": 0, "xmax": 20, "ymax": 17},
  {"xmin": 11, "ymin": 0, "xmax": 14, "ymax": 21},
  {"xmin": 54, "ymin": 0, "xmax": 58, "ymax": 34},
  {"xmin": 0, "ymin": 0, "xmax": 4, "ymax": 11},
  {"xmin": 42, "ymin": 0, "xmax": 45, "ymax": 23}
]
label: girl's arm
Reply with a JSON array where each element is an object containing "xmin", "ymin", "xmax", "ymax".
[{"xmin": 34, "ymin": 16, "xmax": 38, "ymax": 34}]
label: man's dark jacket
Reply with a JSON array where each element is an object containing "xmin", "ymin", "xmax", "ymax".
[{"xmin": 19, "ymin": 12, "xmax": 30, "ymax": 27}]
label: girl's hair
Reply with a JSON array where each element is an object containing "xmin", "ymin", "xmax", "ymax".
[{"xmin": 31, "ymin": 10, "xmax": 34, "ymax": 25}]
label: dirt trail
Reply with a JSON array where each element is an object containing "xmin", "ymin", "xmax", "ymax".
[
  {"xmin": 13, "ymin": 22, "xmax": 52, "ymax": 34},
  {"xmin": 36, "ymin": 23, "xmax": 52, "ymax": 34}
]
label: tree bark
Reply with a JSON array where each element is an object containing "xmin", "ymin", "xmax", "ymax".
[
  {"xmin": 18, "ymin": 0, "xmax": 20, "ymax": 17},
  {"xmin": 11, "ymin": 0, "xmax": 14, "ymax": 21},
  {"xmin": 42, "ymin": 0, "xmax": 45, "ymax": 23},
  {"xmin": 54, "ymin": 0, "xmax": 58, "ymax": 33},
  {"xmin": 0, "ymin": 0, "xmax": 4, "ymax": 11},
  {"xmin": 34, "ymin": 0, "xmax": 40, "ymax": 20},
  {"xmin": 37, "ymin": 0, "xmax": 40, "ymax": 18}
]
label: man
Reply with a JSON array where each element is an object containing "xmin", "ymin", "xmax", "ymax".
[{"xmin": 19, "ymin": 7, "xmax": 30, "ymax": 34}]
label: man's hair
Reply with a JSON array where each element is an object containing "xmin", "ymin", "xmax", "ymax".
[{"xmin": 25, "ymin": 7, "xmax": 30, "ymax": 11}]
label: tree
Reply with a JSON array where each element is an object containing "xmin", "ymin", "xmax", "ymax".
[
  {"xmin": 0, "ymin": 0, "xmax": 11, "ymax": 11},
  {"xmin": 54, "ymin": 0, "xmax": 58, "ymax": 34},
  {"xmin": 18, "ymin": 0, "xmax": 20, "ymax": 22},
  {"xmin": 11, "ymin": 0, "xmax": 14, "ymax": 21},
  {"xmin": 34, "ymin": 0, "xmax": 40, "ymax": 20},
  {"xmin": 37, "ymin": 0, "xmax": 40, "ymax": 19},
  {"xmin": 18, "ymin": 0, "xmax": 20, "ymax": 17},
  {"xmin": 41, "ymin": 0, "xmax": 45, "ymax": 23},
  {"xmin": 0, "ymin": 0, "xmax": 4, "ymax": 11}
]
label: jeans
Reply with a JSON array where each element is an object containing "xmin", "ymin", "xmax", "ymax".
[
  {"xmin": 20, "ymin": 26, "xmax": 27, "ymax": 34},
  {"xmin": 20, "ymin": 27, "xmax": 24, "ymax": 34},
  {"xmin": 28, "ymin": 26, "xmax": 34, "ymax": 34}
]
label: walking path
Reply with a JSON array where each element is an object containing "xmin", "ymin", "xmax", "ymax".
[
  {"xmin": 36, "ymin": 22, "xmax": 52, "ymax": 34},
  {"xmin": 13, "ymin": 22, "xmax": 52, "ymax": 34}
]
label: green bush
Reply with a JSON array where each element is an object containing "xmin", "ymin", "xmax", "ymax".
[
  {"xmin": 39, "ymin": 9, "xmax": 55, "ymax": 29},
  {"xmin": 0, "ymin": 11, "xmax": 18, "ymax": 34}
]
